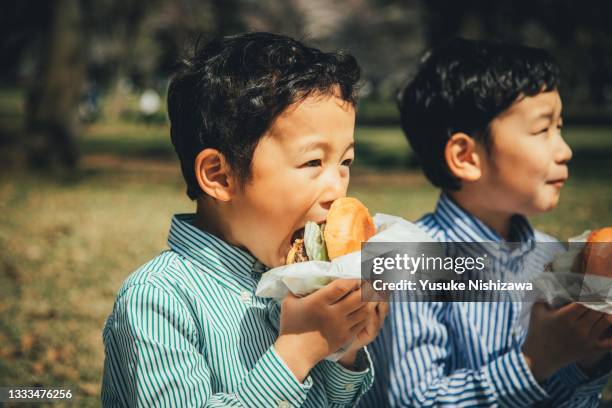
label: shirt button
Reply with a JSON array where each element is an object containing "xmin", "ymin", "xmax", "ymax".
[
  {"xmin": 344, "ymin": 383, "xmax": 354, "ymax": 391},
  {"xmin": 240, "ymin": 290, "xmax": 252, "ymax": 303},
  {"xmin": 277, "ymin": 401, "xmax": 291, "ymax": 408}
]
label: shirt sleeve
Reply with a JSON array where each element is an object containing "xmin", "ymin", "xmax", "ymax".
[
  {"xmin": 101, "ymin": 283, "xmax": 313, "ymax": 407},
  {"xmin": 314, "ymin": 348, "xmax": 374, "ymax": 407},
  {"xmin": 541, "ymin": 361, "xmax": 611, "ymax": 407},
  {"xmin": 388, "ymin": 301, "xmax": 550, "ymax": 407}
]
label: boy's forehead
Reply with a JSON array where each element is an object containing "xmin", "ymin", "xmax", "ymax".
[
  {"xmin": 502, "ymin": 90, "xmax": 562, "ymax": 121},
  {"xmin": 266, "ymin": 95, "xmax": 356, "ymax": 142}
]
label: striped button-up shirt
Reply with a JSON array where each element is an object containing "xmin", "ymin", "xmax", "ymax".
[
  {"xmin": 102, "ymin": 214, "xmax": 373, "ymax": 407},
  {"xmin": 363, "ymin": 193, "xmax": 610, "ymax": 407}
]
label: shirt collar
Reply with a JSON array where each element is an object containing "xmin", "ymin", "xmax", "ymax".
[
  {"xmin": 167, "ymin": 214, "xmax": 269, "ymax": 293},
  {"xmin": 434, "ymin": 192, "xmax": 535, "ymax": 257}
]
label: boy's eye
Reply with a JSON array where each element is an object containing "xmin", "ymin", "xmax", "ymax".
[
  {"xmin": 301, "ymin": 159, "xmax": 322, "ymax": 168},
  {"xmin": 341, "ymin": 158, "xmax": 353, "ymax": 167}
]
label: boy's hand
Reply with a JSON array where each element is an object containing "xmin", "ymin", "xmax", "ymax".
[
  {"xmin": 274, "ymin": 279, "xmax": 369, "ymax": 382},
  {"xmin": 337, "ymin": 282, "xmax": 389, "ymax": 369},
  {"xmin": 576, "ymin": 313, "xmax": 612, "ymax": 376},
  {"xmin": 522, "ymin": 302, "xmax": 612, "ymax": 382}
]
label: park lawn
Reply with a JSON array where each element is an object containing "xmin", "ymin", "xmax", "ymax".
[{"xmin": 1, "ymin": 102, "xmax": 611, "ymax": 403}]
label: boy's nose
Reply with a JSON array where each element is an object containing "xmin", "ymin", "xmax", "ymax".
[
  {"xmin": 556, "ymin": 136, "xmax": 573, "ymax": 164},
  {"xmin": 320, "ymin": 170, "xmax": 348, "ymax": 210}
]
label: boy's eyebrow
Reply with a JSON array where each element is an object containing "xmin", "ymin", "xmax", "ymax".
[
  {"xmin": 299, "ymin": 140, "xmax": 355, "ymax": 154},
  {"xmin": 343, "ymin": 141, "xmax": 356, "ymax": 155},
  {"xmin": 533, "ymin": 110, "xmax": 553, "ymax": 121},
  {"xmin": 299, "ymin": 140, "xmax": 329, "ymax": 153},
  {"xmin": 532, "ymin": 110, "xmax": 563, "ymax": 125}
]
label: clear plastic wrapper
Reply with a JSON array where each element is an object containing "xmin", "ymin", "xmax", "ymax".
[
  {"xmin": 519, "ymin": 231, "xmax": 611, "ymax": 341},
  {"xmin": 532, "ymin": 272, "xmax": 612, "ymax": 313},
  {"xmin": 532, "ymin": 230, "xmax": 611, "ymax": 313}
]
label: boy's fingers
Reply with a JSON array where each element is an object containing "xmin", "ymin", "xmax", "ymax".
[
  {"xmin": 553, "ymin": 302, "xmax": 588, "ymax": 321},
  {"xmin": 376, "ymin": 302, "xmax": 389, "ymax": 323},
  {"xmin": 371, "ymin": 303, "xmax": 386, "ymax": 330},
  {"xmin": 590, "ymin": 314, "xmax": 612, "ymax": 340},
  {"xmin": 282, "ymin": 292, "xmax": 299, "ymax": 305},
  {"xmin": 531, "ymin": 302, "xmax": 556, "ymax": 320},
  {"xmin": 530, "ymin": 301, "xmax": 547, "ymax": 314},
  {"xmin": 346, "ymin": 301, "xmax": 372, "ymax": 321},
  {"xmin": 579, "ymin": 309, "xmax": 605, "ymax": 330},
  {"xmin": 365, "ymin": 302, "xmax": 378, "ymax": 320},
  {"xmin": 595, "ymin": 336, "xmax": 612, "ymax": 350},
  {"xmin": 320, "ymin": 279, "xmax": 361, "ymax": 304},
  {"xmin": 333, "ymin": 287, "xmax": 365, "ymax": 313},
  {"xmin": 360, "ymin": 279, "xmax": 374, "ymax": 297},
  {"xmin": 361, "ymin": 280, "xmax": 390, "ymax": 302},
  {"xmin": 347, "ymin": 304, "xmax": 370, "ymax": 324},
  {"xmin": 349, "ymin": 317, "xmax": 369, "ymax": 336}
]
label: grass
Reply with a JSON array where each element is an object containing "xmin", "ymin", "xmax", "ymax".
[{"xmin": 1, "ymin": 87, "xmax": 611, "ymax": 404}]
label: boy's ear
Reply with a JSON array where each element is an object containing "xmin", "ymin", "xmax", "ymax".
[
  {"xmin": 445, "ymin": 133, "xmax": 483, "ymax": 182},
  {"xmin": 194, "ymin": 148, "xmax": 235, "ymax": 202}
]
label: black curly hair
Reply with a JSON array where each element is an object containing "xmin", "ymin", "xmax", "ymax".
[{"xmin": 167, "ymin": 32, "xmax": 361, "ymax": 200}]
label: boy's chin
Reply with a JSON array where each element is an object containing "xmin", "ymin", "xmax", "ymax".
[
  {"xmin": 265, "ymin": 252, "xmax": 288, "ymax": 269},
  {"xmin": 248, "ymin": 244, "xmax": 292, "ymax": 269},
  {"xmin": 530, "ymin": 194, "xmax": 561, "ymax": 214}
]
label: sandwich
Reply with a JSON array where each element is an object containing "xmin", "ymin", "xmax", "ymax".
[{"xmin": 286, "ymin": 197, "xmax": 376, "ymax": 264}]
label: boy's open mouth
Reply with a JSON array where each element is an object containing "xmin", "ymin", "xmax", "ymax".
[
  {"xmin": 289, "ymin": 221, "xmax": 326, "ymax": 247},
  {"xmin": 290, "ymin": 228, "xmax": 305, "ymax": 244}
]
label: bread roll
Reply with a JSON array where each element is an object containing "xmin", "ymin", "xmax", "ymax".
[
  {"xmin": 324, "ymin": 197, "xmax": 376, "ymax": 260},
  {"xmin": 583, "ymin": 227, "xmax": 612, "ymax": 277}
]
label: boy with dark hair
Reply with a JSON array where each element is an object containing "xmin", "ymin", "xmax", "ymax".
[
  {"xmin": 102, "ymin": 32, "xmax": 387, "ymax": 407},
  {"xmin": 364, "ymin": 38, "xmax": 612, "ymax": 407}
]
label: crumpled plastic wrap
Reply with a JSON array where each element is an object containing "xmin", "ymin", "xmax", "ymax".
[
  {"xmin": 532, "ymin": 230, "xmax": 612, "ymax": 314},
  {"xmin": 532, "ymin": 272, "xmax": 612, "ymax": 313}
]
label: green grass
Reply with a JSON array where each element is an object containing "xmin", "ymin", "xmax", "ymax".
[{"xmin": 1, "ymin": 88, "xmax": 611, "ymax": 402}]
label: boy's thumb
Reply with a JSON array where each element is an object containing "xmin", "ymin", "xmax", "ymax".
[
  {"xmin": 531, "ymin": 301, "xmax": 553, "ymax": 318},
  {"xmin": 282, "ymin": 291, "xmax": 299, "ymax": 305}
]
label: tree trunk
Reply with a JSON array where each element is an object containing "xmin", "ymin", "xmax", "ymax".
[{"xmin": 25, "ymin": 0, "xmax": 87, "ymax": 170}]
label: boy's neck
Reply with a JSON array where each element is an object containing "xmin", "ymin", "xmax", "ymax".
[
  {"xmin": 193, "ymin": 198, "xmax": 236, "ymax": 246},
  {"xmin": 446, "ymin": 190, "xmax": 513, "ymax": 241}
]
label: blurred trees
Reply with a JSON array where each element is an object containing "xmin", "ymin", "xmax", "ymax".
[
  {"xmin": 1, "ymin": 0, "xmax": 611, "ymax": 170},
  {"xmin": 24, "ymin": 0, "xmax": 88, "ymax": 169}
]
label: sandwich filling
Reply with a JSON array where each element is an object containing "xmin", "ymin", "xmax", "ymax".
[{"xmin": 287, "ymin": 221, "xmax": 329, "ymax": 264}]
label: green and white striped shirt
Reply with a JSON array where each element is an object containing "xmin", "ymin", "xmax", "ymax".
[{"xmin": 102, "ymin": 214, "xmax": 374, "ymax": 407}]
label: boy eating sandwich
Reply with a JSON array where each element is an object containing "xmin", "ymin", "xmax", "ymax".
[{"xmin": 101, "ymin": 32, "xmax": 387, "ymax": 407}]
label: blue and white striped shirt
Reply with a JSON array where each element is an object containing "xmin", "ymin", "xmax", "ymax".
[
  {"xmin": 102, "ymin": 214, "xmax": 373, "ymax": 407},
  {"xmin": 363, "ymin": 193, "xmax": 610, "ymax": 407}
]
